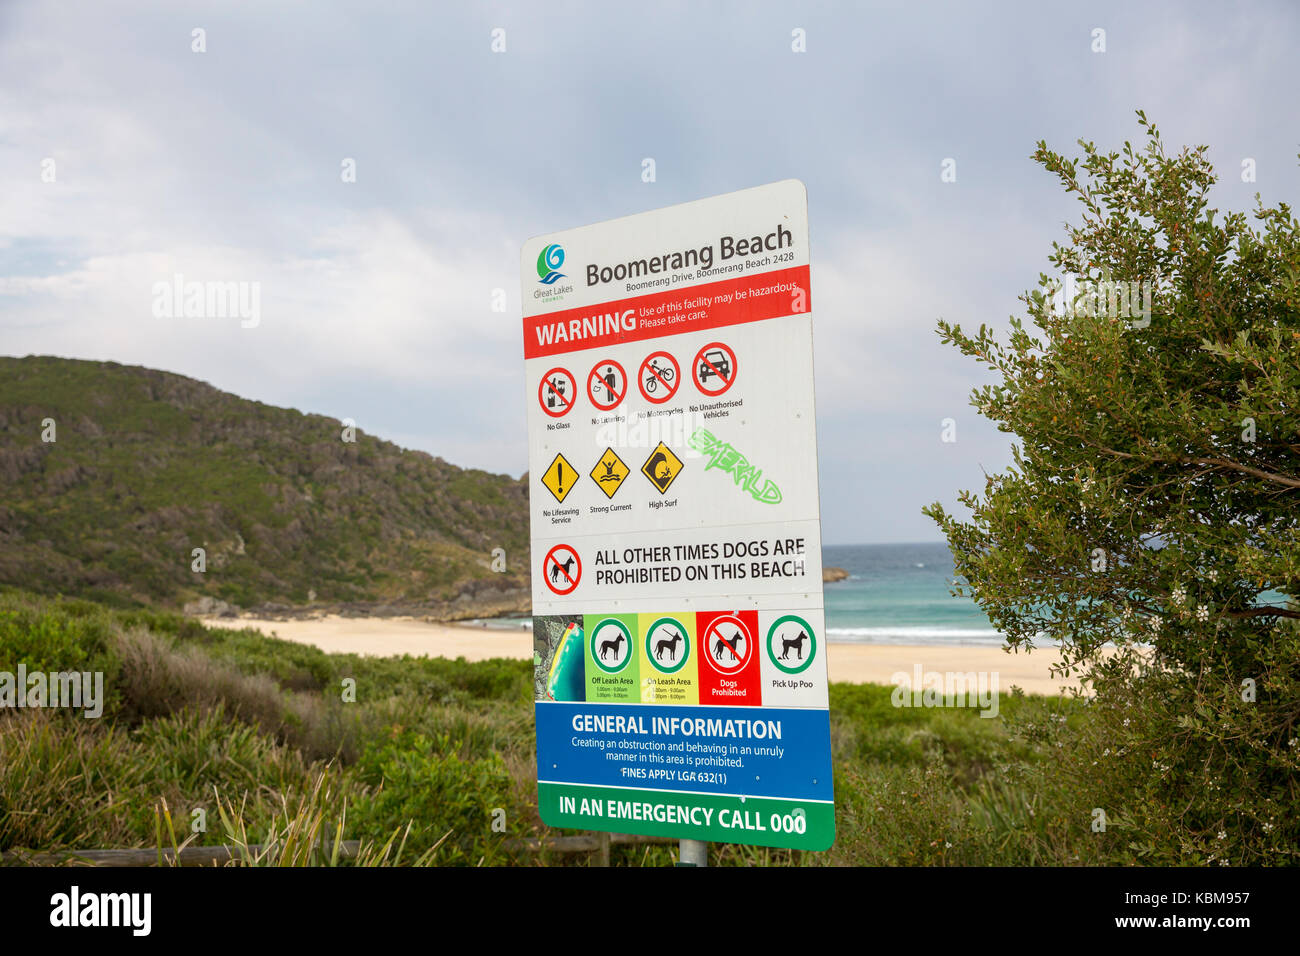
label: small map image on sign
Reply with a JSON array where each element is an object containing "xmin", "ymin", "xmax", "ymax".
[{"xmin": 534, "ymin": 615, "xmax": 586, "ymax": 702}]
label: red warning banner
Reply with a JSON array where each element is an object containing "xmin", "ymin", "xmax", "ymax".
[{"xmin": 523, "ymin": 265, "xmax": 810, "ymax": 360}]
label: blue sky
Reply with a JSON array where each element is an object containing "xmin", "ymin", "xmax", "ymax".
[{"xmin": 3, "ymin": 1, "xmax": 1298, "ymax": 544}]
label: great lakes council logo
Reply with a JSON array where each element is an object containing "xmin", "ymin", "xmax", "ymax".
[{"xmin": 537, "ymin": 243, "xmax": 566, "ymax": 285}]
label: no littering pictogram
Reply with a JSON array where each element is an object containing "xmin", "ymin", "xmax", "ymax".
[
  {"xmin": 587, "ymin": 359, "xmax": 628, "ymax": 411},
  {"xmin": 543, "ymin": 544, "xmax": 581, "ymax": 596},
  {"xmin": 693, "ymin": 342, "xmax": 736, "ymax": 397},
  {"xmin": 638, "ymin": 350, "xmax": 680, "ymax": 404},
  {"xmin": 539, "ymin": 367, "xmax": 576, "ymax": 418}
]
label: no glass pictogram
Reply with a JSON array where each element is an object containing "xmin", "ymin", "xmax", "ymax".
[
  {"xmin": 539, "ymin": 367, "xmax": 576, "ymax": 417},
  {"xmin": 587, "ymin": 359, "xmax": 628, "ymax": 411},
  {"xmin": 543, "ymin": 544, "xmax": 581, "ymax": 596},
  {"xmin": 638, "ymin": 351, "xmax": 680, "ymax": 404}
]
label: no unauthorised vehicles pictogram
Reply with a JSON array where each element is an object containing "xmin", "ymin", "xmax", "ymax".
[
  {"xmin": 693, "ymin": 342, "xmax": 737, "ymax": 397},
  {"xmin": 543, "ymin": 544, "xmax": 581, "ymax": 596}
]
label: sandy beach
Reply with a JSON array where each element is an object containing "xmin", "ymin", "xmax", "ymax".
[{"xmin": 202, "ymin": 615, "xmax": 1083, "ymax": 695}]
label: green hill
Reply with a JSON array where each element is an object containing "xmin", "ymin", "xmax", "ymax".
[{"xmin": 0, "ymin": 356, "xmax": 530, "ymax": 617}]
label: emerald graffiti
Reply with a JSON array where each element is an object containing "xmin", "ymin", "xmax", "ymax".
[{"xmin": 688, "ymin": 427, "xmax": 782, "ymax": 504}]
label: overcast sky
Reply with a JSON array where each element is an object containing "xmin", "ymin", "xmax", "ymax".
[{"xmin": 3, "ymin": 1, "xmax": 1298, "ymax": 544}]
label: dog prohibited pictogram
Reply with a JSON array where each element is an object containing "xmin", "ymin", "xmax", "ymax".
[
  {"xmin": 641, "ymin": 441, "xmax": 683, "ymax": 494},
  {"xmin": 539, "ymin": 367, "xmax": 576, "ymax": 418},
  {"xmin": 587, "ymin": 359, "xmax": 627, "ymax": 411},
  {"xmin": 767, "ymin": 614, "xmax": 817, "ymax": 674},
  {"xmin": 693, "ymin": 342, "xmax": 736, "ymax": 396},
  {"xmin": 702, "ymin": 614, "xmax": 753, "ymax": 675},
  {"xmin": 644, "ymin": 616, "xmax": 690, "ymax": 674},
  {"xmin": 638, "ymin": 350, "xmax": 680, "ymax": 404},
  {"xmin": 590, "ymin": 618, "xmax": 632, "ymax": 673},
  {"xmin": 589, "ymin": 447, "xmax": 629, "ymax": 499},
  {"xmin": 543, "ymin": 544, "xmax": 581, "ymax": 596},
  {"xmin": 540, "ymin": 452, "xmax": 578, "ymax": 503}
]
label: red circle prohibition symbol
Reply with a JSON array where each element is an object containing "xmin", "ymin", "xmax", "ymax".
[
  {"xmin": 693, "ymin": 342, "xmax": 737, "ymax": 397},
  {"xmin": 638, "ymin": 350, "xmax": 681, "ymax": 405},
  {"xmin": 587, "ymin": 359, "xmax": 628, "ymax": 411},
  {"xmin": 702, "ymin": 614, "xmax": 752, "ymax": 676},
  {"xmin": 542, "ymin": 544, "xmax": 581, "ymax": 596},
  {"xmin": 538, "ymin": 367, "xmax": 576, "ymax": 418}
]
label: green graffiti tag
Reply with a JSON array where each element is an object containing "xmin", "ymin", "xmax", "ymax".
[{"xmin": 687, "ymin": 427, "xmax": 783, "ymax": 504}]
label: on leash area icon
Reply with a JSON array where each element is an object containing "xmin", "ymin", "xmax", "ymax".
[
  {"xmin": 641, "ymin": 441, "xmax": 683, "ymax": 494},
  {"xmin": 587, "ymin": 359, "xmax": 627, "ymax": 411},
  {"xmin": 543, "ymin": 544, "xmax": 581, "ymax": 596},
  {"xmin": 541, "ymin": 452, "xmax": 578, "ymax": 503},
  {"xmin": 539, "ymin": 367, "xmax": 576, "ymax": 418},
  {"xmin": 589, "ymin": 447, "xmax": 630, "ymax": 499},
  {"xmin": 645, "ymin": 616, "xmax": 690, "ymax": 674}
]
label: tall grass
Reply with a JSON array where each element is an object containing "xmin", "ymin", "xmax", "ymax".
[{"xmin": 0, "ymin": 590, "xmax": 1114, "ymax": 866}]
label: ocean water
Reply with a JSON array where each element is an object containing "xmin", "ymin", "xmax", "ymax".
[
  {"xmin": 471, "ymin": 542, "xmax": 1290, "ymax": 646},
  {"xmin": 822, "ymin": 542, "xmax": 1002, "ymax": 646},
  {"xmin": 473, "ymin": 541, "xmax": 1002, "ymax": 647}
]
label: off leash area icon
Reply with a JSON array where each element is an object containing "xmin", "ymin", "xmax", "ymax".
[
  {"xmin": 766, "ymin": 614, "xmax": 817, "ymax": 675},
  {"xmin": 540, "ymin": 452, "xmax": 578, "ymax": 503},
  {"xmin": 590, "ymin": 447, "xmax": 629, "ymax": 499},
  {"xmin": 539, "ymin": 367, "xmax": 576, "ymax": 418},
  {"xmin": 587, "ymin": 359, "xmax": 627, "ymax": 411},
  {"xmin": 641, "ymin": 441, "xmax": 683, "ymax": 494},
  {"xmin": 693, "ymin": 342, "xmax": 736, "ymax": 396},
  {"xmin": 590, "ymin": 618, "xmax": 633, "ymax": 673},
  {"xmin": 702, "ymin": 614, "xmax": 752, "ymax": 675},
  {"xmin": 543, "ymin": 544, "xmax": 581, "ymax": 596},
  {"xmin": 638, "ymin": 350, "xmax": 680, "ymax": 404}
]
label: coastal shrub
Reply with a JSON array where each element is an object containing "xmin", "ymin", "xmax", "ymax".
[
  {"xmin": 349, "ymin": 730, "xmax": 521, "ymax": 863},
  {"xmin": 927, "ymin": 115, "xmax": 1300, "ymax": 861}
]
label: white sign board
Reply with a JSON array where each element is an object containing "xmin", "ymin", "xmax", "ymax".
[{"xmin": 523, "ymin": 180, "xmax": 833, "ymax": 849}]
